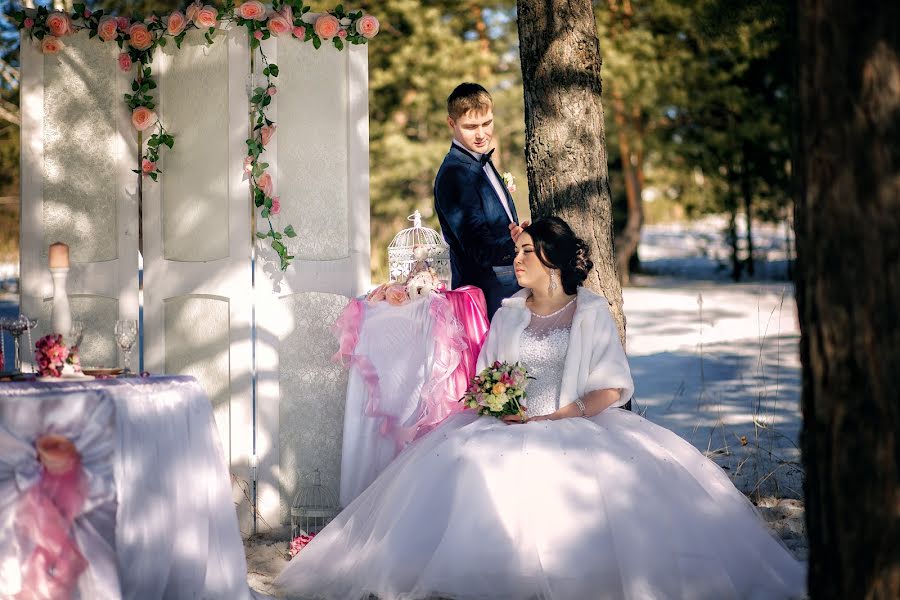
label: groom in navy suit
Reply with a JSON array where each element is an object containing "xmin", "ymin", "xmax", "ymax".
[{"xmin": 434, "ymin": 83, "xmax": 520, "ymax": 319}]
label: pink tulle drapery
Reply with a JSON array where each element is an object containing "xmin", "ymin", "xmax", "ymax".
[{"xmin": 332, "ymin": 287, "xmax": 489, "ymax": 451}]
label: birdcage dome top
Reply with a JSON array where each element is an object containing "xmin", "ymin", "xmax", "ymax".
[
  {"xmin": 290, "ymin": 469, "xmax": 338, "ymax": 518},
  {"xmin": 388, "ymin": 211, "xmax": 446, "ymax": 250},
  {"xmin": 387, "ymin": 211, "xmax": 451, "ymax": 283}
]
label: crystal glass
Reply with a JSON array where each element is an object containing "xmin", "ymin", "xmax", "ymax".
[
  {"xmin": 114, "ymin": 319, "xmax": 138, "ymax": 374},
  {"xmin": 68, "ymin": 320, "xmax": 85, "ymax": 349}
]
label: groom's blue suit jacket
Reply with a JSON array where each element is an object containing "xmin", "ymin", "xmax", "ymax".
[{"xmin": 434, "ymin": 144, "xmax": 520, "ymax": 316}]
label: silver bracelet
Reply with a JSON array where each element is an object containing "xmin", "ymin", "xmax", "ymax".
[{"xmin": 574, "ymin": 399, "xmax": 586, "ymax": 417}]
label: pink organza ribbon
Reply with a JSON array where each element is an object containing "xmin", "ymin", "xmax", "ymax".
[
  {"xmin": 332, "ymin": 292, "xmax": 482, "ymax": 452},
  {"xmin": 444, "ymin": 286, "xmax": 490, "ymax": 398},
  {"xmin": 413, "ymin": 294, "xmax": 469, "ymax": 439},
  {"xmin": 15, "ymin": 435, "xmax": 89, "ymax": 600},
  {"xmin": 332, "ymin": 300, "xmax": 415, "ymax": 451}
]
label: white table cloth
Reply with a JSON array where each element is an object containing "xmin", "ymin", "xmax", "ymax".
[{"xmin": 0, "ymin": 376, "xmax": 265, "ymax": 600}]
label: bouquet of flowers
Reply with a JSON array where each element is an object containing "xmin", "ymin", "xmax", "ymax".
[
  {"xmin": 34, "ymin": 333, "xmax": 69, "ymax": 377},
  {"xmin": 461, "ymin": 361, "xmax": 531, "ymax": 419}
]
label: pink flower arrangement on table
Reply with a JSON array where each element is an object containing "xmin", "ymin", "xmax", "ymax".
[{"xmin": 34, "ymin": 334, "xmax": 70, "ymax": 378}]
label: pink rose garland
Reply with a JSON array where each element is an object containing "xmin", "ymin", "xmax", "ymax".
[
  {"xmin": 46, "ymin": 11, "xmax": 73, "ymax": 38},
  {"xmin": 40, "ymin": 36, "xmax": 63, "ymax": 55},
  {"xmin": 314, "ymin": 14, "xmax": 340, "ymax": 40},
  {"xmin": 167, "ymin": 11, "xmax": 187, "ymax": 36},
  {"xmin": 128, "ymin": 23, "xmax": 153, "ymax": 50},
  {"xmin": 195, "ymin": 5, "xmax": 218, "ymax": 28},
  {"xmin": 356, "ymin": 14, "xmax": 380, "ymax": 39},
  {"xmin": 238, "ymin": 1, "xmax": 267, "ymax": 22},
  {"xmin": 118, "ymin": 52, "xmax": 132, "ymax": 72},
  {"xmin": 131, "ymin": 106, "xmax": 156, "ymax": 131},
  {"xmin": 97, "ymin": 16, "xmax": 118, "ymax": 41}
]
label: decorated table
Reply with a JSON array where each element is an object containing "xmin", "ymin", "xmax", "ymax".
[
  {"xmin": 335, "ymin": 286, "xmax": 489, "ymax": 506},
  {"xmin": 0, "ymin": 376, "xmax": 265, "ymax": 600}
]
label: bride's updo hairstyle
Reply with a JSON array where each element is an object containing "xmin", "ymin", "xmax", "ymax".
[{"xmin": 523, "ymin": 217, "xmax": 593, "ymax": 295}]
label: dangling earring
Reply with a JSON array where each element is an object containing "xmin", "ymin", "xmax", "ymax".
[{"xmin": 548, "ymin": 270, "xmax": 559, "ymax": 295}]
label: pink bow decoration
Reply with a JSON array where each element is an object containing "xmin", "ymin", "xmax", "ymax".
[{"xmin": 15, "ymin": 434, "xmax": 88, "ymax": 600}]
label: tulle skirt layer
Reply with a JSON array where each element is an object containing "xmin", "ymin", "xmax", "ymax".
[{"xmin": 274, "ymin": 410, "xmax": 806, "ymax": 600}]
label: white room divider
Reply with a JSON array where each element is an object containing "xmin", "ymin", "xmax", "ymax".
[
  {"xmin": 19, "ymin": 32, "xmax": 139, "ymax": 371},
  {"xmin": 19, "ymin": 27, "xmax": 371, "ymax": 533}
]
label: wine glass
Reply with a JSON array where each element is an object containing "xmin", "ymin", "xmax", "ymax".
[
  {"xmin": 114, "ymin": 319, "xmax": 137, "ymax": 374},
  {"xmin": 68, "ymin": 320, "xmax": 85, "ymax": 348}
]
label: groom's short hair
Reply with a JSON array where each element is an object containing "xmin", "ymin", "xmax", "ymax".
[{"xmin": 447, "ymin": 83, "xmax": 493, "ymax": 119}]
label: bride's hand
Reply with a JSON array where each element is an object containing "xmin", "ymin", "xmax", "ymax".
[{"xmin": 501, "ymin": 412, "xmax": 529, "ymax": 425}]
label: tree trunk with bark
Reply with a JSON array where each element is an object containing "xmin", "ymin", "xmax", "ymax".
[
  {"xmin": 796, "ymin": 1, "xmax": 900, "ymax": 597},
  {"xmin": 516, "ymin": 0, "xmax": 625, "ymax": 342}
]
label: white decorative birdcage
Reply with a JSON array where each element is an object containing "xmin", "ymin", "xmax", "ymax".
[
  {"xmin": 387, "ymin": 211, "xmax": 450, "ymax": 283},
  {"xmin": 290, "ymin": 470, "xmax": 339, "ymax": 539}
]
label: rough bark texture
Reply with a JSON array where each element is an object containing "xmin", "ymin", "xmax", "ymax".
[
  {"xmin": 516, "ymin": 0, "xmax": 625, "ymax": 342},
  {"xmin": 796, "ymin": 1, "xmax": 900, "ymax": 597},
  {"xmin": 611, "ymin": 88, "xmax": 644, "ymax": 287}
]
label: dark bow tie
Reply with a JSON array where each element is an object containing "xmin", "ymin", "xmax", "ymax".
[{"xmin": 479, "ymin": 148, "xmax": 495, "ymax": 166}]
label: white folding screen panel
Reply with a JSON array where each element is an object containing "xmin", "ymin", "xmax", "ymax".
[
  {"xmin": 254, "ymin": 39, "xmax": 370, "ymax": 529},
  {"xmin": 19, "ymin": 31, "xmax": 139, "ymax": 369},
  {"xmin": 141, "ymin": 28, "xmax": 255, "ymax": 530}
]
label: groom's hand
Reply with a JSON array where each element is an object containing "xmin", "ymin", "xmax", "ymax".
[{"xmin": 509, "ymin": 220, "xmax": 530, "ymax": 242}]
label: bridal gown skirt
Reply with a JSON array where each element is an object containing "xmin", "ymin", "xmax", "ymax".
[{"xmin": 274, "ymin": 409, "xmax": 806, "ymax": 600}]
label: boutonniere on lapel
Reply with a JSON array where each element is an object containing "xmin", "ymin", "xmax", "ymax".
[{"xmin": 502, "ymin": 172, "xmax": 517, "ymax": 194}]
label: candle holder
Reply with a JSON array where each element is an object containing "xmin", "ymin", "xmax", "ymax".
[
  {"xmin": 50, "ymin": 266, "xmax": 72, "ymax": 336},
  {"xmin": 1, "ymin": 315, "xmax": 38, "ymax": 373}
]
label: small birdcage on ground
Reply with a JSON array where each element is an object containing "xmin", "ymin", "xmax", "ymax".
[
  {"xmin": 290, "ymin": 469, "xmax": 339, "ymax": 539},
  {"xmin": 387, "ymin": 211, "xmax": 450, "ymax": 283}
]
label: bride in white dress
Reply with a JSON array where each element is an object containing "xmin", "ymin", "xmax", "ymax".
[{"xmin": 274, "ymin": 217, "xmax": 806, "ymax": 600}]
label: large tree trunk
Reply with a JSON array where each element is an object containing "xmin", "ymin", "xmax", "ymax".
[
  {"xmin": 516, "ymin": 0, "xmax": 625, "ymax": 342},
  {"xmin": 796, "ymin": 1, "xmax": 900, "ymax": 597}
]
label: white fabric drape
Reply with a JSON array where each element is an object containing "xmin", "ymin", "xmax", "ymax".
[{"xmin": 0, "ymin": 376, "xmax": 266, "ymax": 600}]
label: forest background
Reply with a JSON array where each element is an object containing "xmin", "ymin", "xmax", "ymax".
[{"xmin": 0, "ymin": 0, "xmax": 792, "ymax": 284}]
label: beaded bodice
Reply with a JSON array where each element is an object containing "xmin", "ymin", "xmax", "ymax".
[{"xmin": 518, "ymin": 298, "xmax": 575, "ymax": 418}]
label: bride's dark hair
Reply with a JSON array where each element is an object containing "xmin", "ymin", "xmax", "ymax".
[{"xmin": 523, "ymin": 217, "xmax": 593, "ymax": 294}]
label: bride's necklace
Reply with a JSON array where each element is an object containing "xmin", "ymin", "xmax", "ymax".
[{"xmin": 527, "ymin": 296, "xmax": 576, "ymax": 331}]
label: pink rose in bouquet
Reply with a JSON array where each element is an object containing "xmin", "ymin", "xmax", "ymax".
[
  {"xmin": 40, "ymin": 37, "xmax": 64, "ymax": 55},
  {"xmin": 385, "ymin": 283, "xmax": 409, "ymax": 306},
  {"xmin": 34, "ymin": 334, "xmax": 69, "ymax": 377},
  {"xmin": 460, "ymin": 361, "xmax": 531, "ymax": 419},
  {"xmin": 314, "ymin": 14, "xmax": 340, "ymax": 40},
  {"xmin": 356, "ymin": 14, "xmax": 380, "ymax": 39},
  {"xmin": 98, "ymin": 16, "xmax": 119, "ymax": 41}
]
